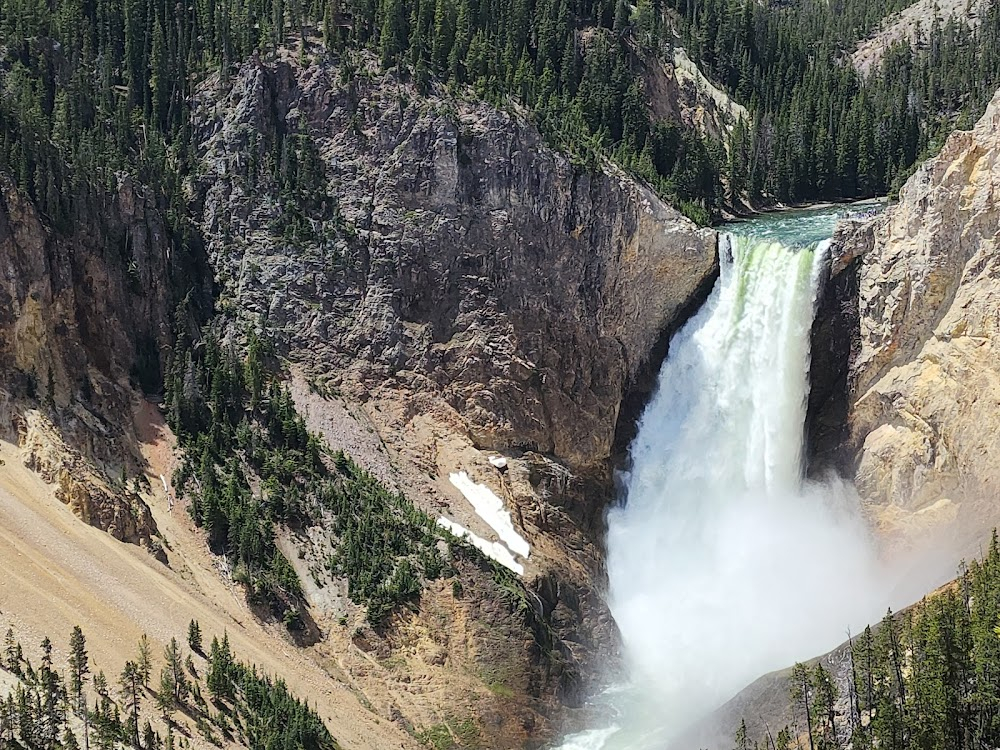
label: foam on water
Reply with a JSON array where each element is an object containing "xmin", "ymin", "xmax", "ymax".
[{"xmin": 557, "ymin": 215, "xmax": 898, "ymax": 748}]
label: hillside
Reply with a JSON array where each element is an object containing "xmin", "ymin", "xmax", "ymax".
[
  {"xmin": 851, "ymin": 0, "xmax": 993, "ymax": 76},
  {"xmin": 0, "ymin": 407, "xmax": 414, "ymax": 749},
  {"xmin": 819, "ymin": 86, "xmax": 1000, "ymax": 559},
  {"xmin": 665, "ymin": 0, "xmax": 1000, "ymax": 206}
]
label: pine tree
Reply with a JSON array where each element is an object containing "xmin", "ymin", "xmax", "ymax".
[
  {"xmin": 68, "ymin": 626, "xmax": 89, "ymax": 709},
  {"xmin": 187, "ymin": 620, "xmax": 203, "ymax": 654},
  {"xmin": 119, "ymin": 661, "xmax": 142, "ymax": 747},
  {"xmin": 812, "ymin": 663, "xmax": 839, "ymax": 747},
  {"xmin": 156, "ymin": 669, "xmax": 176, "ymax": 719},
  {"xmin": 38, "ymin": 636, "xmax": 64, "ymax": 749},
  {"xmin": 790, "ymin": 662, "xmax": 816, "ymax": 750},
  {"xmin": 137, "ymin": 634, "xmax": 152, "ymax": 687},
  {"xmin": 161, "ymin": 638, "xmax": 188, "ymax": 707},
  {"xmin": 3, "ymin": 627, "xmax": 18, "ymax": 674},
  {"xmin": 207, "ymin": 633, "xmax": 234, "ymax": 701}
]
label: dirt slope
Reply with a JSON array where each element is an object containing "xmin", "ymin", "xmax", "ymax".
[{"xmin": 0, "ymin": 400, "xmax": 419, "ymax": 750}]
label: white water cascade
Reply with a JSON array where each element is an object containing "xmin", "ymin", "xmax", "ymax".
[{"xmin": 565, "ymin": 230, "xmax": 897, "ymax": 749}]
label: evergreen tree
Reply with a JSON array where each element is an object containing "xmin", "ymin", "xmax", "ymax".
[
  {"xmin": 137, "ymin": 634, "xmax": 152, "ymax": 687},
  {"xmin": 187, "ymin": 620, "xmax": 203, "ymax": 655},
  {"xmin": 119, "ymin": 661, "xmax": 142, "ymax": 747},
  {"xmin": 159, "ymin": 638, "xmax": 189, "ymax": 711},
  {"xmin": 790, "ymin": 662, "xmax": 815, "ymax": 750},
  {"xmin": 68, "ymin": 626, "xmax": 89, "ymax": 710}
]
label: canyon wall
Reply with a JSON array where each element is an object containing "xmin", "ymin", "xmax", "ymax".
[
  {"xmin": 0, "ymin": 173, "xmax": 198, "ymax": 547},
  {"xmin": 816, "ymin": 88, "xmax": 1000, "ymax": 555}
]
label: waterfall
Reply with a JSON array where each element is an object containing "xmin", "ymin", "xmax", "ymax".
[{"xmin": 567, "ymin": 231, "xmax": 892, "ymax": 749}]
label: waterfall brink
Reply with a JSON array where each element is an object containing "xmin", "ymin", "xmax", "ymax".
[{"xmin": 575, "ymin": 232, "xmax": 889, "ymax": 749}]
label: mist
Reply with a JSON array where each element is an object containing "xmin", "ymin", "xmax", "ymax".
[{"xmin": 591, "ymin": 235, "xmax": 903, "ymax": 748}]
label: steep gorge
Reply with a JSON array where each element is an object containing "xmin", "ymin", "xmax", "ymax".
[
  {"xmin": 699, "ymin": 83, "xmax": 1000, "ymax": 750},
  {"xmin": 0, "ymin": 43, "xmax": 720, "ymax": 748},
  {"xmin": 12, "ymin": 3, "xmax": 1000, "ymax": 746}
]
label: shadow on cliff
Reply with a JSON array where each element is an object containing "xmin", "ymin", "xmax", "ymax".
[{"xmin": 610, "ymin": 258, "xmax": 720, "ymax": 488}]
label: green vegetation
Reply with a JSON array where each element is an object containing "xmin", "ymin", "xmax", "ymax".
[
  {"xmin": 416, "ymin": 716, "xmax": 481, "ymax": 749},
  {"xmin": 205, "ymin": 633, "xmax": 335, "ymax": 750},
  {"xmin": 2, "ymin": 0, "xmax": 1000, "ymax": 234},
  {"xmin": 740, "ymin": 531, "xmax": 1000, "ymax": 750},
  {"xmin": 0, "ymin": 623, "xmax": 337, "ymax": 750},
  {"xmin": 331, "ymin": 0, "xmax": 727, "ymax": 220},
  {"xmin": 167, "ymin": 330, "xmax": 314, "ymax": 619},
  {"xmin": 0, "ymin": 0, "xmax": 721, "ymax": 226},
  {"xmin": 670, "ymin": 0, "xmax": 1000, "ymax": 205},
  {"xmin": 417, "ymin": 723, "xmax": 457, "ymax": 750},
  {"xmin": 323, "ymin": 452, "xmax": 447, "ymax": 625},
  {"xmin": 166, "ymin": 326, "xmax": 446, "ymax": 626}
]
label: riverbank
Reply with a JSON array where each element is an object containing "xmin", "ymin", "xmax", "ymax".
[{"xmin": 718, "ymin": 195, "xmax": 888, "ymax": 225}]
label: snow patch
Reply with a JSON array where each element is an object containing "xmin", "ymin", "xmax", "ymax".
[
  {"xmin": 449, "ymin": 471, "xmax": 530, "ymax": 559},
  {"xmin": 488, "ymin": 455, "xmax": 508, "ymax": 469},
  {"xmin": 436, "ymin": 517, "xmax": 524, "ymax": 575}
]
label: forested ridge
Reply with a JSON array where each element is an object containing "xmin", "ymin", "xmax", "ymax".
[
  {"xmin": 2, "ymin": 0, "xmax": 1000, "ymax": 226},
  {"xmin": 673, "ymin": 0, "xmax": 1000, "ymax": 206}
]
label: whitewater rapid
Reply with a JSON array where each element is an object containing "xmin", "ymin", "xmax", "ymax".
[{"xmin": 564, "ymin": 231, "xmax": 893, "ymax": 749}]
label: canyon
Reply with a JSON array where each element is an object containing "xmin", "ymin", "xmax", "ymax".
[{"xmin": 2, "ymin": 1, "xmax": 1000, "ymax": 747}]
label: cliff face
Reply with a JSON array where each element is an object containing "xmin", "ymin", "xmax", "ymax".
[
  {"xmin": 816, "ymin": 88, "xmax": 1000, "ymax": 553},
  {"xmin": 194, "ymin": 54, "xmax": 717, "ymax": 475},
  {"xmin": 643, "ymin": 45, "xmax": 749, "ymax": 144},
  {"xmin": 190, "ymin": 51, "xmax": 717, "ymax": 738},
  {"xmin": 0, "ymin": 173, "xmax": 186, "ymax": 547}
]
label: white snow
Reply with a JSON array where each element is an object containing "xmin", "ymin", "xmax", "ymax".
[
  {"xmin": 488, "ymin": 455, "xmax": 508, "ymax": 469},
  {"xmin": 436, "ymin": 517, "xmax": 524, "ymax": 575},
  {"xmin": 448, "ymin": 471, "xmax": 530, "ymax": 559}
]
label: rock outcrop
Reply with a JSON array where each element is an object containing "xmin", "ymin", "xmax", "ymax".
[
  {"xmin": 642, "ymin": 45, "xmax": 749, "ymax": 143},
  {"xmin": 816, "ymin": 88, "xmax": 1000, "ymax": 554},
  {"xmin": 0, "ymin": 172, "xmax": 183, "ymax": 546},
  {"xmin": 194, "ymin": 53, "xmax": 717, "ymax": 475},
  {"xmin": 851, "ymin": 0, "xmax": 991, "ymax": 77},
  {"xmin": 191, "ymin": 49, "xmax": 717, "ymax": 741}
]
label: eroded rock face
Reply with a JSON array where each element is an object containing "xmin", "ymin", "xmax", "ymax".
[
  {"xmin": 194, "ymin": 54, "xmax": 717, "ymax": 474},
  {"xmin": 0, "ymin": 173, "xmax": 178, "ymax": 544},
  {"xmin": 818, "ymin": 88, "xmax": 1000, "ymax": 551},
  {"xmin": 643, "ymin": 45, "xmax": 749, "ymax": 144},
  {"xmin": 192, "ymin": 52, "xmax": 717, "ymax": 739},
  {"xmin": 17, "ymin": 410, "xmax": 161, "ymax": 550}
]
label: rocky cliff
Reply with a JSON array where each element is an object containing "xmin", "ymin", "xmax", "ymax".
[
  {"xmin": 194, "ymin": 52, "xmax": 717, "ymax": 475},
  {"xmin": 851, "ymin": 0, "xmax": 991, "ymax": 76},
  {"xmin": 0, "ymin": 172, "xmax": 197, "ymax": 548},
  {"xmin": 189, "ymin": 48, "xmax": 717, "ymax": 740},
  {"xmin": 814, "ymin": 87, "xmax": 1000, "ymax": 557}
]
